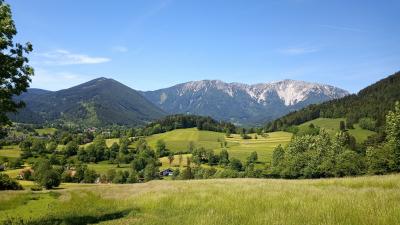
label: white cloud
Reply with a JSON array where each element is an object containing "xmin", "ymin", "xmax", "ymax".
[
  {"xmin": 111, "ymin": 46, "xmax": 128, "ymax": 53},
  {"xmin": 278, "ymin": 47, "xmax": 319, "ymax": 56},
  {"xmin": 31, "ymin": 68, "xmax": 96, "ymax": 90},
  {"xmin": 36, "ymin": 49, "xmax": 111, "ymax": 65}
]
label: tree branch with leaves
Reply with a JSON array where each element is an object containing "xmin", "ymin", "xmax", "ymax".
[{"xmin": 0, "ymin": 0, "xmax": 34, "ymax": 138}]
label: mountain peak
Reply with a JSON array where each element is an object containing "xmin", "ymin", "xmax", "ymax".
[
  {"xmin": 13, "ymin": 77, "xmax": 165, "ymax": 126},
  {"xmin": 90, "ymin": 77, "xmax": 115, "ymax": 83}
]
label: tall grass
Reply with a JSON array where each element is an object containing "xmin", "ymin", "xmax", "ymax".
[
  {"xmin": 1, "ymin": 174, "xmax": 400, "ymax": 225},
  {"xmin": 0, "ymin": 192, "xmax": 133, "ymax": 225},
  {"xmin": 100, "ymin": 175, "xmax": 400, "ymax": 225}
]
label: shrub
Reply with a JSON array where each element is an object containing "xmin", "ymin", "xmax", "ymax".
[
  {"xmin": 229, "ymin": 158, "xmax": 243, "ymax": 171},
  {"xmin": 359, "ymin": 117, "xmax": 377, "ymax": 131},
  {"xmin": 0, "ymin": 173, "xmax": 23, "ymax": 190},
  {"xmin": 33, "ymin": 159, "xmax": 61, "ymax": 189}
]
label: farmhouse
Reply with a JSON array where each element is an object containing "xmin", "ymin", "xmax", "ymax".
[{"xmin": 160, "ymin": 168, "xmax": 174, "ymax": 176}]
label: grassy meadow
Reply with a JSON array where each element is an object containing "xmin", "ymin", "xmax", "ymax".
[
  {"xmin": 298, "ymin": 118, "xmax": 376, "ymax": 142},
  {"xmin": 145, "ymin": 128, "xmax": 226, "ymax": 152},
  {"xmin": 87, "ymin": 162, "xmax": 131, "ymax": 175},
  {"xmin": 34, "ymin": 128, "xmax": 57, "ymax": 136},
  {"xmin": 0, "ymin": 145, "xmax": 21, "ymax": 159},
  {"xmin": 1, "ymin": 174, "xmax": 400, "ymax": 225},
  {"xmin": 146, "ymin": 128, "xmax": 292, "ymax": 163},
  {"xmin": 224, "ymin": 131, "xmax": 292, "ymax": 163}
]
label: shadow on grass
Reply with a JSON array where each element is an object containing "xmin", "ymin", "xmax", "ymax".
[{"xmin": 2, "ymin": 209, "xmax": 135, "ymax": 225}]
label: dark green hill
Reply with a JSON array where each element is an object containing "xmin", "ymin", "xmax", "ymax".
[
  {"xmin": 266, "ymin": 71, "xmax": 400, "ymax": 131},
  {"xmin": 11, "ymin": 78, "xmax": 166, "ymax": 126}
]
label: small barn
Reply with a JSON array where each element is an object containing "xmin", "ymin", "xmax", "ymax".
[{"xmin": 160, "ymin": 168, "xmax": 174, "ymax": 176}]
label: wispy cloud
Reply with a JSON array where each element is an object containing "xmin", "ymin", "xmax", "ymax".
[
  {"xmin": 35, "ymin": 49, "xmax": 111, "ymax": 65},
  {"xmin": 278, "ymin": 47, "xmax": 320, "ymax": 55},
  {"xmin": 31, "ymin": 68, "xmax": 96, "ymax": 90},
  {"xmin": 318, "ymin": 24, "xmax": 364, "ymax": 33},
  {"xmin": 111, "ymin": 46, "xmax": 128, "ymax": 53}
]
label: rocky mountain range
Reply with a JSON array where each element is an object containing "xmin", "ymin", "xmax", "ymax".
[{"xmin": 141, "ymin": 79, "xmax": 349, "ymax": 125}]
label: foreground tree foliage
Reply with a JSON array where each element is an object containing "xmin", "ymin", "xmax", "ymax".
[
  {"xmin": 270, "ymin": 131, "xmax": 365, "ymax": 178},
  {"xmin": 386, "ymin": 102, "xmax": 400, "ymax": 170},
  {"xmin": 0, "ymin": 0, "xmax": 34, "ymax": 139}
]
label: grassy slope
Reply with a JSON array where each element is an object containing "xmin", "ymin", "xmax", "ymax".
[
  {"xmin": 224, "ymin": 131, "xmax": 292, "ymax": 163},
  {"xmin": 87, "ymin": 162, "xmax": 131, "ymax": 175},
  {"xmin": 35, "ymin": 128, "xmax": 57, "ymax": 135},
  {"xmin": 1, "ymin": 174, "xmax": 400, "ymax": 225},
  {"xmin": 299, "ymin": 118, "xmax": 376, "ymax": 143},
  {"xmin": 0, "ymin": 145, "xmax": 21, "ymax": 159},
  {"xmin": 146, "ymin": 128, "xmax": 292, "ymax": 163},
  {"xmin": 146, "ymin": 128, "xmax": 226, "ymax": 152},
  {"xmin": 82, "ymin": 138, "xmax": 120, "ymax": 148}
]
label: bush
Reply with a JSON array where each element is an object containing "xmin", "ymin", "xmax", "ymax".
[
  {"xmin": 40, "ymin": 170, "xmax": 61, "ymax": 189},
  {"xmin": 83, "ymin": 169, "xmax": 98, "ymax": 183},
  {"xmin": 33, "ymin": 159, "xmax": 61, "ymax": 189},
  {"xmin": 335, "ymin": 150, "xmax": 365, "ymax": 177},
  {"xmin": 358, "ymin": 117, "xmax": 377, "ymax": 131},
  {"xmin": 366, "ymin": 145, "xmax": 396, "ymax": 174},
  {"xmin": 0, "ymin": 173, "xmax": 23, "ymax": 190},
  {"xmin": 229, "ymin": 158, "xmax": 243, "ymax": 171}
]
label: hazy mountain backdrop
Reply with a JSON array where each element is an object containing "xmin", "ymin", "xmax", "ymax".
[{"xmin": 11, "ymin": 78, "xmax": 349, "ymax": 126}]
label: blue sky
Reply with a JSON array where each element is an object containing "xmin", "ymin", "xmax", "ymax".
[{"xmin": 7, "ymin": 0, "xmax": 400, "ymax": 93}]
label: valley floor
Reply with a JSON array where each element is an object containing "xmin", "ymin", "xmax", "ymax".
[{"xmin": 1, "ymin": 174, "xmax": 400, "ymax": 225}]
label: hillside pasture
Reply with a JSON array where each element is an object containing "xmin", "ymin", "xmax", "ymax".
[
  {"xmin": 0, "ymin": 145, "xmax": 21, "ymax": 159},
  {"xmin": 145, "ymin": 128, "xmax": 226, "ymax": 152},
  {"xmin": 35, "ymin": 128, "xmax": 57, "ymax": 135},
  {"xmin": 87, "ymin": 162, "xmax": 131, "ymax": 175},
  {"xmin": 145, "ymin": 128, "xmax": 292, "ymax": 163},
  {"xmin": 223, "ymin": 131, "xmax": 292, "ymax": 163},
  {"xmin": 299, "ymin": 118, "xmax": 376, "ymax": 143}
]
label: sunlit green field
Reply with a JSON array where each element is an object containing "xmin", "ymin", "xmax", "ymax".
[
  {"xmin": 87, "ymin": 162, "xmax": 131, "ymax": 175},
  {"xmin": 0, "ymin": 145, "xmax": 21, "ymax": 159},
  {"xmin": 1, "ymin": 174, "xmax": 400, "ymax": 225},
  {"xmin": 159, "ymin": 153, "xmax": 192, "ymax": 169},
  {"xmin": 146, "ymin": 128, "xmax": 226, "ymax": 152},
  {"xmin": 35, "ymin": 128, "xmax": 57, "ymax": 135},
  {"xmin": 299, "ymin": 118, "xmax": 376, "ymax": 143},
  {"xmin": 3, "ymin": 168, "xmax": 24, "ymax": 178},
  {"xmin": 146, "ymin": 128, "xmax": 292, "ymax": 163},
  {"xmin": 82, "ymin": 138, "xmax": 120, "ymax": 148},
  {"xmin": 224, "ymin": 131, "xmax": 292, "ymax": 163}
]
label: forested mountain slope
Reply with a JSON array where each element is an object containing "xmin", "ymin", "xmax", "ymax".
[
  {"xmin": 10, "ymin": 78, "xmax": 166, "ymax": 126},
  {"xmin": 266, "ymin": 71, "xmax": 400, "ymax": 131}
]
